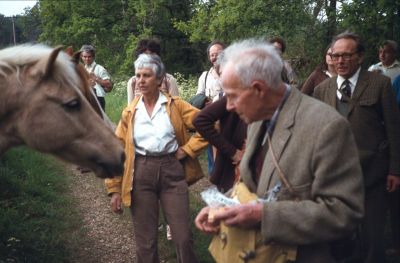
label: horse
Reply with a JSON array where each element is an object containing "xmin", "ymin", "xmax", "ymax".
[{"xmin": 0, "ymin": 44, "xmax": 124, "ymax": 178}]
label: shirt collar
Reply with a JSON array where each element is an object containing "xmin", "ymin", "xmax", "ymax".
[
  {"xmin": 85, "ymin": 61, "xmax": 97, "ymax": 71},
  {"xmin": 337, "ymin": 67, "xmax": 361, "ymax": 91},
  {"xmin": 136, "ymin": 92, "xmax": 168, "ymax": 109}
]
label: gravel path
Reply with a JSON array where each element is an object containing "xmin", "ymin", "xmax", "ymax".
[
  {"xmin": 66, "ymin": 165, "xmax": 136, "ymax": 263},
  {"xmin": 65, "ymin": 164, "xmax": 210, "ymax": 263}
]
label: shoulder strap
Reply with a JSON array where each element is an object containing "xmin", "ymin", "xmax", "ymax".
[
  {"xmin": 204, "ymin": 70, "xmax": 209, "ymax": 95},
  {"xmin": 267, "ymin": 134, "xmax": 294, "ymax": 194},
  {"xmin": 90, "ymin": 64, "xmax": 97, "ymax": 74}
]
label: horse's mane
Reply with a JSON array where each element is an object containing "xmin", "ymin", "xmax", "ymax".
[{"xmin": 0, "ymin": 44, "xmax": 81, "ymax": 92}]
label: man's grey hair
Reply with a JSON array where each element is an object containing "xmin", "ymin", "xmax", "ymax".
[
  {"xmin": 219, "ymin": 38, "xmax": 283, "ymax": 89},
  {"xmin": 134, "ymin": 53, "xmax": 165, "ymax": 80},
  {"xmin": 80, "ymin": 44, "xmax": 96, "ymax": 57},
  {"xmin": 332, "ymin": 30, "xmax": 365, "ymax": 54},
  {"xmin": 381, "ymin": 40, "xmax": 398, "ymax": 53}
]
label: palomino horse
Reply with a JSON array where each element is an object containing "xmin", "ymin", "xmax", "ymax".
[{"xmin": 0, "ymin": 44, "xmax": 124, "ymax": 178}]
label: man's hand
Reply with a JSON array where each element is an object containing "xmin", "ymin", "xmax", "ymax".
[
  {"xmin": 387, "ymin": 174, "xmax": 400, "ymax": 192},
  {"xmin": 110, "ymin": 192, "xmax": 123, "ymax": 214},
  {"xmin": 213, "ymin": 203, "xmax": 263, "ymax": 228},
  {"xmin": 195, "ymin": 207, "xmax": 221, "ymax": 234},
  {"xmin": 89, "ymin": 73, "xmax": 97, "ymax": 88}
]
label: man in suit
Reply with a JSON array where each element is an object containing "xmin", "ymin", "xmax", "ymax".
[
  {"xmin": 314, "ymin": 31, "xmax": 400, "ymax": 263},
  {"xmin": 195, "ymin": 39, "xmax": 364, "ymax": 262}
]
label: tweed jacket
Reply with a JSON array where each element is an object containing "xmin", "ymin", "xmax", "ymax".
[
  {"xmin": 314, "ymin": 70, "xmax": 400, "ymax": 188},
  {"xmin": 105, "ymin": 93, "xmax": 208, "ymax": 207},
  {"xmin": 240, "ymin": 88, "xmax": 364, "ymax": 262}
]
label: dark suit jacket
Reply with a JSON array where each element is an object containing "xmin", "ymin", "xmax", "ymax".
[
  {"xmin": 193, "ymin": 96, "xmax": 247, "ymax": 192},
  {"xmin": 314, "ymin": 70, "xmax": 400, "ymax": 188},
  {"xmin": 240, "ymin": 88, "xmax": 364, "ymax": 262}
]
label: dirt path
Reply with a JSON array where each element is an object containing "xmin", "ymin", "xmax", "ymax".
[{"xmin": 66, "ymin": 165, "xmax": 136, "ymax": 263}]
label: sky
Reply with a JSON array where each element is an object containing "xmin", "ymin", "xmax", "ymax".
[{"xmin": 0, "ymin": 0, "xmax": 37, "ymax": 17}]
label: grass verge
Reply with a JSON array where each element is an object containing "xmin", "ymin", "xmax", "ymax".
[{"xmin": 0, "ymin": 147, "xmax": 84, "ymax": 263}]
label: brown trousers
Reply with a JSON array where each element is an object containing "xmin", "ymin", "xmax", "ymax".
[{"xmin": 130, "ymin": 154, "xmax": 198, "ymax": 263}]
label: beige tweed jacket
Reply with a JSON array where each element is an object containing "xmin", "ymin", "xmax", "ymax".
[{"xmin": 240, "ymin": 88, "xmax": 364, "ymax": 262}]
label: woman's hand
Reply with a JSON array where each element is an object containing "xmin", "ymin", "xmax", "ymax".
[
  {"xmin": 175, "ymin": 147, "xmax": 187, "ymax": 160},
  {"xmin": 231, "ymin": 149, "xmax": 244, "ymax": 165},
  {"xmin": 110, "ymin": 192, "xmax": 123, "ymax": 214}
]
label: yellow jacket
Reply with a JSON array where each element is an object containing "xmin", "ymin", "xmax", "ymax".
[{"xmin": 105, "ymin": 93, "xmax": 208, "ymax": 207}]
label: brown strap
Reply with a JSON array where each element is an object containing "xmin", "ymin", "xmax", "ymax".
[{"xmin": 267, "ymin": 133, "xmax": 294, "ymax": 194}]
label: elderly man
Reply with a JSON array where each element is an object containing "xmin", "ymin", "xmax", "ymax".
[
  {"xmin": 368, "ymin": 40, "xmax": 400, "ymax": 82},
  {"xmin": 314, "ymin": 31, "xmax": 400, "ymax": 263},
  {"xmin": 196, "ymin": 40, "xmax": 225, "ymax": 102},
  {"xmin": 80, "ymin": 44, "xmax": 112, "ymax": 110},
  {"xmin": 195, "ymin": 39, "xmax": 364, "ymax": 263}
]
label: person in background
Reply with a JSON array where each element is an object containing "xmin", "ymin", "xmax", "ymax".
[
  {"xmin": 314, "ymin": 31, "xmax": 400, "ymax": 263},
  {"xmin": 269, "ymin": 36, "xmax": 298, "ymax": 87},
  {"xmin": 196, "ymin": 40, "xmax": 225, "ymax": 102},
  {"xmin": 374, "ymin": 41, "xmax": 400, "ymax": 257},
  {"xmin": 80, "ymin": 44, "xmax": 112, "ymax": 111},
  {"xmin": 301, "ymin": 45, "xmax": 336, "ymax": 96},
  {"xmin": 393, "ymin": 74, "xmax": 400, "ymax": 108},
  {"xmin": 193, "ymin": 95, "xmax": 247, "ymax": 193},
  {"xmin": 196, "ymin": 40, "xmax": 225, "ymax": 176},
  {"xmin": 195, "ymin": 38, "xmax": 364, "ymax": 263},
  {"xmin": 368, "ymin": 40, "xmax": 400, "ymax": 82},
  {"xmin": 106, "ymin": 53, "xmax": 207, "ymax": 263},
  {"xmin": 127, "ymin": 38, "xmax": 179, "ymax": 104}
]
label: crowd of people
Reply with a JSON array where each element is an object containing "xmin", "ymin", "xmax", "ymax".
[{"xmin": 79, "ymin": 31, "xmax": 400, "ymax": 262}]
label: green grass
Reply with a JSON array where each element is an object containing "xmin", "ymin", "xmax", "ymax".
[{"xmin": 0, "ymin": 148, "xmax": 84, "ymax": 263}]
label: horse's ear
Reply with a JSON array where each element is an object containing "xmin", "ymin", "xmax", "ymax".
[
  {"xmin": 42, "ymin": 45, "xmax": 64, "ymax": 80},
  {"xmin": 71, "ymin": 51, "xmax": 82, "ymax": 65},
  {"xmin": 29, "ymin": 45, "xmax": 64, "ymax": 80}
]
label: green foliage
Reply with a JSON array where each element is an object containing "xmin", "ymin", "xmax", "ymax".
[
  {"xmin": 175, "ymin": 72, "xmax": 198, "ymax": 101},
  {"xmin": 339, "ymin": 0, "xmax": 400, "ymax": 67},
  {"xmin": 105, "ymin": 76, "xmax": 130, "ymax": 123},
  {"xmin": 0, "ymin": 148, "xmax": 84, "ymax": 262}
]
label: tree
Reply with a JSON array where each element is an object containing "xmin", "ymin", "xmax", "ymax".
[{"xmin": 339, "ymin": 0, "xmax": 400, "ymax": 67}]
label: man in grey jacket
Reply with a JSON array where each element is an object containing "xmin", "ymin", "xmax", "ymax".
[{"xmin": 195, "ymin": 39, "xmax": 364, "ymax": 263}]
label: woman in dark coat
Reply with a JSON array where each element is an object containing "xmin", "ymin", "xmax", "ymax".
[
  {"xmin": 301, "ymin": 46, "xmax": 336, "ymax": 96},
  {"xmin": 193, "ymin": 96, "xmax": 247, "ymax": 192}
]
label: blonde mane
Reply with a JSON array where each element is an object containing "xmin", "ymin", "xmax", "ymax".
[
  {"xmin": 0, "ymin": 44, "xmax": 81, "ymax": 93},
  {"xmin": 0, "ymin": 44, "xmax": 124, "ymax": 178}
]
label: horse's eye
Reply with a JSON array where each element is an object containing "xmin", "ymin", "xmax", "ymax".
[{"xmin": 63, "ymin": 99, "xmax": 81, "ymax": 111}]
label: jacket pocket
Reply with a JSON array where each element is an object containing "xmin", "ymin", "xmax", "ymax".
[{"xmin": 277, "ymin": 182, "xmax": 312, "ymax": 201}]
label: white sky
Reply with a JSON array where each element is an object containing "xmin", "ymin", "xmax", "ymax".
[{"xmin": 0, "ymin": 0, "xmax": 37, "ymax": 17}]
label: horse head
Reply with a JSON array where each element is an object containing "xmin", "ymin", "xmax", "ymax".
[{"xmin": 0, "ymin": 44, "xmax": 124, "ymax": 178}]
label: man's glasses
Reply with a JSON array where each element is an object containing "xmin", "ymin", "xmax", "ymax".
[{"xmin": 330, "ymin": 52, "xmax": 357, "ymax": 61}]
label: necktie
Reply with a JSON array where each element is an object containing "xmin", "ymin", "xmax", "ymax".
[
  {"xmin": 251, "ymin": 121, "xmax": 269, "ymax": 184},
  {"xmin": 341, "ymin": 79, "xmax": 352, "ymax": 97}
]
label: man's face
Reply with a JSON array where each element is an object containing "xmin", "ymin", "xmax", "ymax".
[
  {"xmin": 208, "ymin": 44, "xmax": 224, "ymax": 66},
  {"xmin": 81, "ymin": 51, "xmax": 94, "ymax": 65},
  {"xmin": 221, "ymin": 63, "xmax": 262, "ymax": 124},
  {"xmin": 379, "ymin": 44, "xmax": 396, "ymax": 67},
  {"xmin": 331, "ymin": 38, "xmax": 363, "ymax": 79},
  {"xmin": 273, "ymin": 42, "xmax": 283, "ymax": 55}
]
